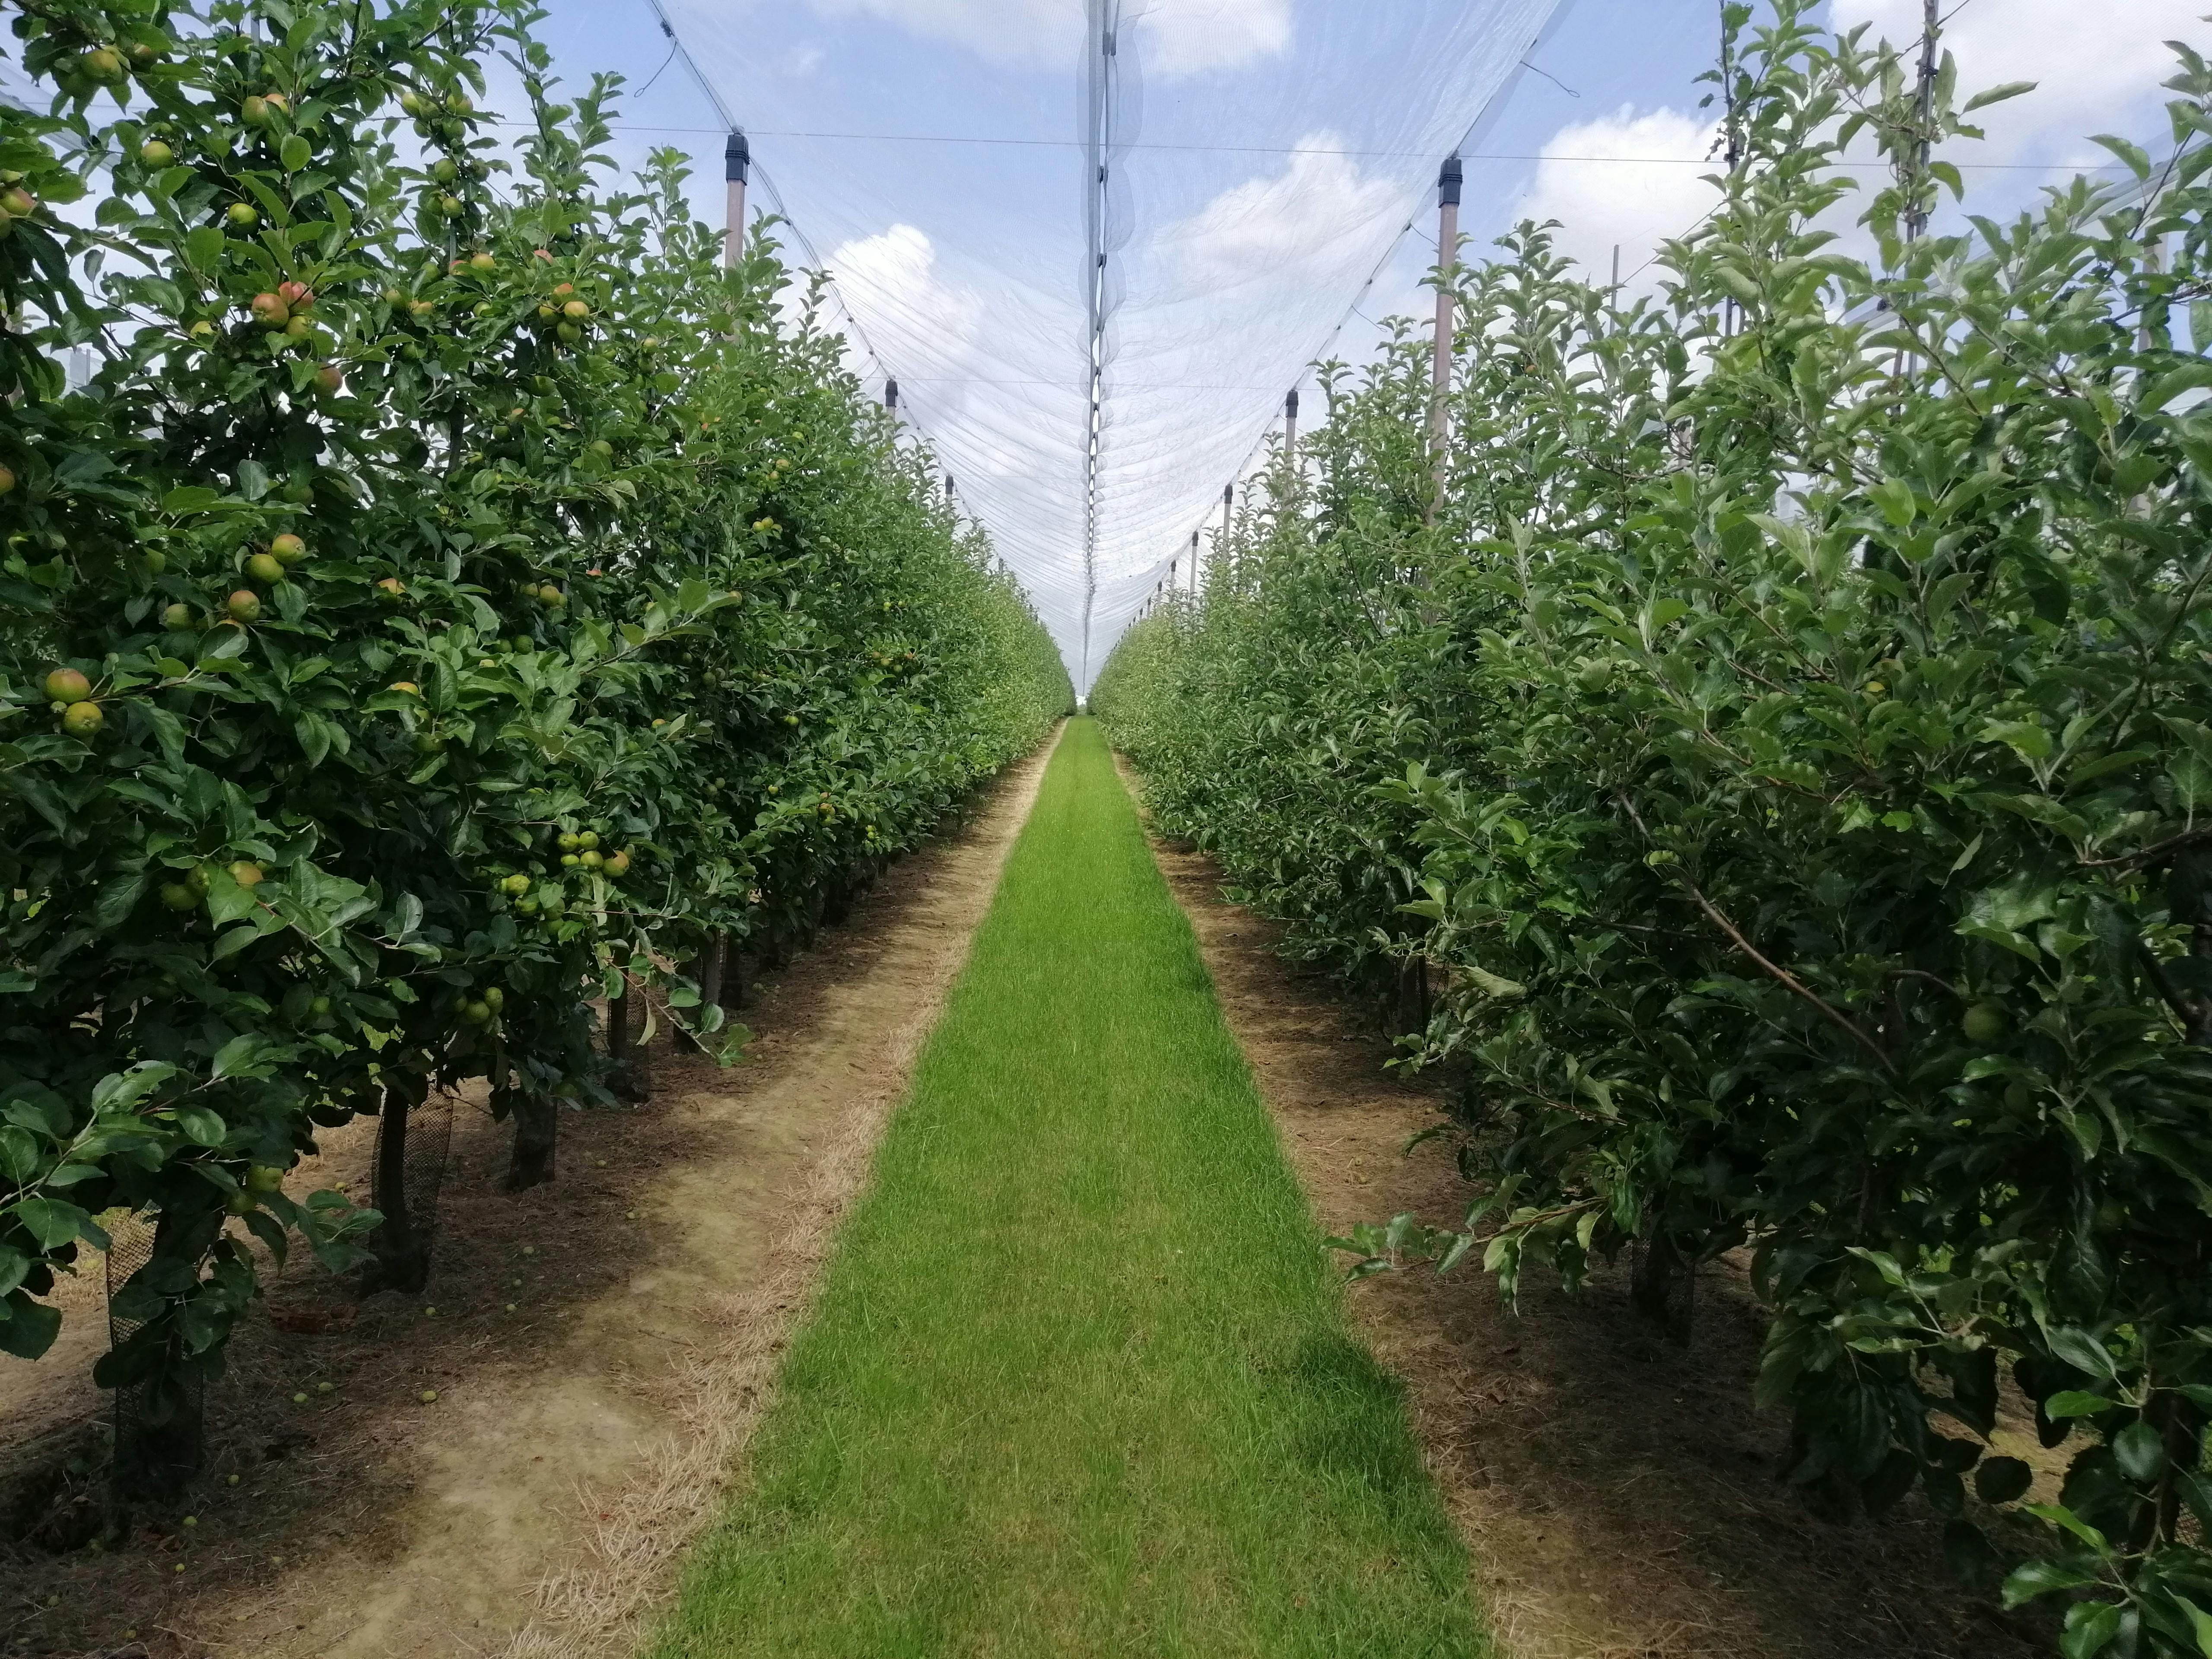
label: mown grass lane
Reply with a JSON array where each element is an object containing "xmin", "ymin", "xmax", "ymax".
[{"xmin": 647, "ymin": 718, "xmax": 1484, "ymax": 1658}]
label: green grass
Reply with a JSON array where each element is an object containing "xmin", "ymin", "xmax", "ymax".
[{"xmin": 645, "ymin": 718, "xmax": 1486, "ymax": 1659}]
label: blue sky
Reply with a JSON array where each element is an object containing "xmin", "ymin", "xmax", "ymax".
[{"xmin": 37, "ymin": 0, "xmax": 2199, "ymax": 680}]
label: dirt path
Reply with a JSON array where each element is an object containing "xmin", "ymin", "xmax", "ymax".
[
  {"xmin": 0, "ymin": 734, "xmax": 1055, "ymax": 1659},
  {"xmin": 1132, "ymin": 792, "xmax": 2047, "ymax": 1659}
]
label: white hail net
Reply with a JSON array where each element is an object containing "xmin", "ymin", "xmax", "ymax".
[{"xmin": 655, "ymin": 0, "xmax": 1567, "ymax": 686}]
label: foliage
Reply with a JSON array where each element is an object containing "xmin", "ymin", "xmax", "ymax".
[
  {"xmin": 0, "ymin": 0, "xmax": 1067, "ymax": 1452},
  {"xmin": 1096, "ymin": 5, "xmax": 2212, "ymax": 1649}
]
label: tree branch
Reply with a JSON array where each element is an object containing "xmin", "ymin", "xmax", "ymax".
[{"xmin": 1618, "ymin": 794, "xmax": 1900, "ymax": 1076}]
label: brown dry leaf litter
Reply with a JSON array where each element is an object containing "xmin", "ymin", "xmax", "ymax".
[
  {"xmin": 0, "ymin": 733, "xmax": 1055, "ymax": 1659},
  {"xmin": 1135, "ymin": 790, "xmax": 2052, "ymax": 1659}
]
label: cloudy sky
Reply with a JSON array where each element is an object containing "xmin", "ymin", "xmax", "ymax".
[{"xmin": 493, "ymin": 0, "xmax": 2203, "ymax": 681}]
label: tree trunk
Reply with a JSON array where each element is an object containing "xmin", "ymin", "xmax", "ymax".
[
  {"xmin": 721, "ymin": 939, "xmax": 750, "ymax": 1010},
  {"xmin": 1391, "ymin": 956, "xmax": 1430, "ymax": 1038},
  {"xmin": 2138, "ymin": 1383, "xmax": 2206, "ymax": 1549},
  {"xmin": 607, "ymin": 972, "xmax": 648, "ymax": 1102},
  {"xmin": 367, "ymin": 1077, "xmax": 433, "ymax": 1294},
  {"xmin": 698, "ymin": 932, "xmax": 725, "ymax": 1011},
  {"xmin": 109, "ymin": 1210, "xmax": 207, "ymax": 1511},
  {"xmin": 2166, "ymin": 848, "xmax": 2212, "ymax": 1046},
  {"xmin": 687, "ymin": 933, "xmax": 727, "ymax": 1053},
  {"xmin": 1630, "ymin": 1220, "xmax": 1695, "ymax": 1346},
  {"xmin": 504, "ymin": 1092, "xmax": 559, "ymax": 1190}
]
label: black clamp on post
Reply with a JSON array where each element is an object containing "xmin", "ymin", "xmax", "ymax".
[
  {"xmin": 725, "ymin": 130, "xmax": 750, "ymax": 183},
  {"xmin": 1438, "ymin": 156, "xmax": 1462, "ymax": 207}
]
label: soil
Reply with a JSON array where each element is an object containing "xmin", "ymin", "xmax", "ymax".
[
  {"xmin": 0, "ymin": 733, "xmax": 1056, "ymax": 1659},
  {"xmin": 1135, "ymin": 791, "xmax": 2055, "ymax": 1659}
]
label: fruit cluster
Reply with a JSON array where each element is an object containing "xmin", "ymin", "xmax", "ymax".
[{"xmin": 0, "ymin": 0, "xmax": 1068, "ymax": 1459}]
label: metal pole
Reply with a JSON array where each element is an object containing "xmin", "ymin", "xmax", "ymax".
[
  {"xmin": 724, "ymin": 131, "xmax": 749, "ymax": 269},
  {"xmin": 2139, "ymin": 234, "xmax": 2163, "ymax": 353},
  {"xmin": 1220, "ymin": 482, "xmax": 1235, "ymax": 591},
  {"xmin": 1429, "ymin": 158, "xmax": 1462, "ymax": 522},
  {"xmin": 705, "ymin": 128, "xmax": 744, "ymax": 997},
  {"xmin": 1905, "ymin": 0, "xmax": 1939, "ymax": 245}
]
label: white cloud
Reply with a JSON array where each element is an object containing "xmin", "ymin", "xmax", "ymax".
[
  {"xmin": 1831, "ymin": 0, "xmax": 2203, "ymax": 162},
  {"xmin": 1508, "ymin": 6, "xmax": 2203, "ymax": 297},
  {"xmin": 1132, "ymin": 0, "xmax": 1292, "ymax": 77},
  {"xmin": 818, "ymin": 223, "xmax": 985, "ymax": 375},
  {"xmin": 801, "ymin": 0, "xmax": 1288, "ymax": 76},
  {"xmin": 1516, "ymin": 105, "xmax": 1722, "ymax": 293},
  {"xmin": 782, "ymin": 43, "xmax": 826, "ymax": 77},
  {"xmin": 1164, "ymin": 133, "xmax": 1401, "ymax": 290},
  {"xmin": 810, "ymin": 224, "xmax": 1041, "ymax": 474}
]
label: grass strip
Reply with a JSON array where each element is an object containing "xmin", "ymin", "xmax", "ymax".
[{"xmin": 646, "ymin": 718, "xmax": 1486, "ymax": 1658}]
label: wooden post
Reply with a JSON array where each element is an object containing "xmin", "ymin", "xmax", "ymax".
[
  {"xmin": 1283, "ymin": 388, "xmax": 1298, "ymax": 461},
  {"xmin": 885, "ymin": 377, "xmax": 899, "ymax": 415},
  {"xmin": 724, "ymin": 131, "xmax": 748, "ymax": 270},
  {"xmin": 1428, "ymin": 157, "xmax": 1462, "ymax": 522},
  {"xmin": 1189, "ymin": 528, "xmax": 1200, "ymax": 596}
]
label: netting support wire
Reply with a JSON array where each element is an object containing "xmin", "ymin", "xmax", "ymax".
[
  {"xmin": 1427, "ymin": 156, "xmax": 1462, "ymax": 524},
  {"xmin": 1080, "ymin": 0, "xmax": 1119, "ymax": 691},
  {"xmin": 1190, "ymin": 5, "xmax": 1570, "ymax": 572},
  {"xmin": 637, "ymin": 0, "xmax": 746, "ymax": 268},
  {"xmin": 643, "ymin": 0, "xmax": 996, "ymax": 573},
  {"xmin": 639, "ymin": 0, "xmax": 736, "ymax": 130}
]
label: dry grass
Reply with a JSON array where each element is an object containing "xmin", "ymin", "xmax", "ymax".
[
  {"xmin": 502, "ymin": 1058, "xmax": 905, "ymax": 1657},
  {"xmin": 501, "ymin": 737, "xmax": 1061, "ymax": 1659}
]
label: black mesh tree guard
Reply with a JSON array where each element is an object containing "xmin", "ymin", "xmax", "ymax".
[{"xmin": 105, "ymin": 1212, "xmax": 203, "ymax": 1512}]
